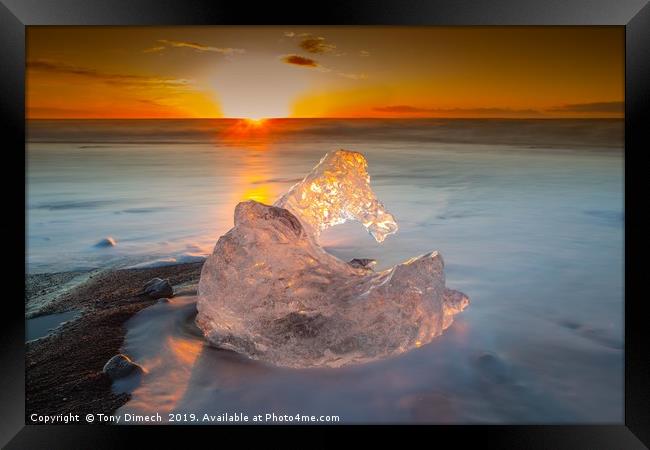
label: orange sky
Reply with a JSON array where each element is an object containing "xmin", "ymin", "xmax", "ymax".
[{"xmin": 26, "ymin": 26, "xmax": 624, "ymax": 119}]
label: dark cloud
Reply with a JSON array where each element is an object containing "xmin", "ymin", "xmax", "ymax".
[
  {"xmin": 27, "ymin": 59, "xmax": 192, "ymax": 88},
  {"xmin": 282, "ymin": 54, "xmax": 319, "ymax": 67},
  {"xmin": 156, "ymin": 40, "xmax": 244, "ymax": 55},
  {"xmin": 299, "ymin": 36, "xmax": 337, "ymax": 54},
  {"xmin": 547, "ymin": 101, "xmax": 623, "ymax": 113},
  {"xmin": 373, "ymin": 105, "xmax": 540, "ymax": 115}
]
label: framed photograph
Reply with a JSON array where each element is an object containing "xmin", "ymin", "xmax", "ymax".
[{"xmin": 2, "ymin": 0, "xmax": 648, "ymax": 447}]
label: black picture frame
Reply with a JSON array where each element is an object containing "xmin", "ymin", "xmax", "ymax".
[{"xmin": 2, "ymin": 0, "xmax": 648, "ymax": 447}]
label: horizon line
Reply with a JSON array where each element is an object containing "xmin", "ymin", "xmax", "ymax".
[{"xmin": 26, "ymin": 116, "xmax": 624, "ymax": 120}]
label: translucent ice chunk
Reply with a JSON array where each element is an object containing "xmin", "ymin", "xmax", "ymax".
[
  {"xmin": 274, "ymin": 150, "xmax": 398, "ymax": 243},
  {"xmin": 196, "ymin": 150, "xmax": 469, "ymax": 368}
]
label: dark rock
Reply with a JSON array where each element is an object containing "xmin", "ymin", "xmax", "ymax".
[
  {"xmin": 102, "ymin": 354, "xmax": 143, "ymax": 380},
  {"xmin": 143, "ymin": 278, "xmax": 173, "ymax": 299},
  {"xmin": 348, "ymin": 258, "xmax": 377, "ymax": 270}
]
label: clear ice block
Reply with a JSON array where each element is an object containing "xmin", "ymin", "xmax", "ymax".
[{"xmin": 196, "ymin": 150, "xmax": 469, "ymax": 368}]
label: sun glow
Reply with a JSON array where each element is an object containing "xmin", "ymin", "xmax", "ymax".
[
  {"xmin": 224, "ymin": 118, "xmax": 269, "ymax": 137},
  {"xmin": 245, "ymin": 118, "xmax": 266, "ymax": 126},
  {"xmin": 221, "ymin": 118, "xmax": 272, "ymax": 151}
]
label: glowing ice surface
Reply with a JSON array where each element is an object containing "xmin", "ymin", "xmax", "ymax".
[
  {"xmin": 196, "ymin": 150, "xmax": 469, "ymax": 368},
  {"xmin": 274, "ymin": 150, "xmax": 398, "ymax": 243}
]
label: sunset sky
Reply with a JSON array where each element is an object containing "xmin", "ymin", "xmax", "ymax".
[{"xmin": 27, "ymin": 26, "xmax": 624, "ymax": 119}]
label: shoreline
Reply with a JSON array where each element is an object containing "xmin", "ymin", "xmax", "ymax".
[{"xmin": 25, "ymin": 262, "xmax": 203, "ymax": 423}]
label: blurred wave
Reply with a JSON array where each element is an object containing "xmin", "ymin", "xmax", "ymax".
[{"xmin": 28, "ymin": 118, "xmax": 623, "ymax": 148}]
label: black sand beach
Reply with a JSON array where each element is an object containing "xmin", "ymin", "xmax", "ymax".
[{"xmin": 25, "ymin": 262, "xmax": 203, "ymax": 422}]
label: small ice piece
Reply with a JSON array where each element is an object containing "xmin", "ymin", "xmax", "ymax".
[
  {"xmin": 196, "ymin": 150, "xmax": 469, "ymax": 368},
  {"xmin": 94, "ymin": 236, "xmax": 117, "ymax": 248}
]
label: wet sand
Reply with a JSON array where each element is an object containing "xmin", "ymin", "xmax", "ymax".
[{"xmin": 25, "ymin": 262, "xmax": 203, "ymax": 422}]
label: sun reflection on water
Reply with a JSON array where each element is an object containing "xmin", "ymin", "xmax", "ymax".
[{"xmin": 223, "ymin": 118, "xmax": 270, "ymax": 146}]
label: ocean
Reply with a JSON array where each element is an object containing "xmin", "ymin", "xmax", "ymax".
[{"xmin": 26, "ymin": 118, "xmax": 624, "ymax": 423}]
